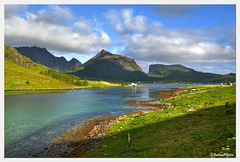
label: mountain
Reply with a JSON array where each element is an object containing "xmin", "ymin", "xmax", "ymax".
[
  {"xmin": 5, "ymin": 45, "xmax": 38, "ymax": 68},
  {"xmin": 203, "ymin": 73, "xmax": 236, "ymax": 83},
  {"xmin": 148, "ymin": 64, "xmax": 222, "ymax": 82},
  {"xmin": 69, "ymin": 50, "xmax": 150, "ymax": 81},
  {"xmin": 15, "ymin": 46, "xmax": 82, "ymax": 72},
  {"xmin": 4, "ymin": 44, "xmax": 79, "ymax": 90},
  {"xmin": 149, "ymin": 64, "xmax": 194, "ymax": 76}
]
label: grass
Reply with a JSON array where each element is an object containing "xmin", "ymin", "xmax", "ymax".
[
  {"xmin": 4, "ymin": 57, "xmax": 77, "ymax": 90},
  {"xmin": 4, "ymin": 57, "xmax": 123, "ymax": 94},
  {"xmin": 4, "ymin": 44, "xmax": 126, "ymax": 93},
  {"xmin": 4, "ymin": 90, "xmax": 68, "ymax": 96},
  {"xmin": 82, "ymin": 85, "xmax": 236, "ymax": 158}
]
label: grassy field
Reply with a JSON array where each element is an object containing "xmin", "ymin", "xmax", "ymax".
[{"xmin": 82, "ymin": 85, "xmax": 236, "ymax": 158}]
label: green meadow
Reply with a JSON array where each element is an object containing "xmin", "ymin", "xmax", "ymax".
[{"xmin": 83, "ymin": 85, "xmax": 236, "ymax": 158}]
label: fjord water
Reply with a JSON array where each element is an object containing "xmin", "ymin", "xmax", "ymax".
[{"xmin": 5, "ymin": 84, "xmax": 197, "ymax": 157}]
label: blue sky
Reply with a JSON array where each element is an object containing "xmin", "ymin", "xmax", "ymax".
[{"xmin": 5, "ymin": 4, "xmax": 236, "ymax": 74}]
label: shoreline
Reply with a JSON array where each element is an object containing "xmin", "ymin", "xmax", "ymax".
[
  {"xmin": 4, "ymin": 85, "xmax": 144, "ymax": 92},
  {"xmin": 32, "ymin": 87, "xmax": 185, "ymax": 157},
  {"xmin": 125, "ymin": 88, "xmax": 184, "ymax": 108},
  {"xmin": 4, "ymin": 86, "xmax": 118, "ymax": 91}
]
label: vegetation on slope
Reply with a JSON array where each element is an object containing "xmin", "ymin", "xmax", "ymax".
[
  {"xmin": 82, "ymin": 85, "xmax": 236, "ymax": 158},
  {"xmin": 203, "ymin": 73, "xmax": 236, "ymax": 84},
  {"xmin": 4, "ymin": 44, "xmax": 122, "ymax": 92},
  {"xmin": 69, "ymin": 50, "xmax": 153, "ymax": 81},
  {"xmin": 148, "ymin": 64, "xmax": 221, "ymax": 82}
]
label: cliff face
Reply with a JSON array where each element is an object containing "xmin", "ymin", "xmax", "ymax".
[
  {"xmin": 70, "ymin": 50, "xmax": 149, "ymax": 81},
  {"xmin": 15, "ymin": 46, "xmax": 82, "ymax": 72}
]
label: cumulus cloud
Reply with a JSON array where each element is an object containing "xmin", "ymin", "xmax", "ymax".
[
  {"xmin": 123, "ymin": 31, "xmax": 235, "ymax": 63},
  {"xmin": 105, "ymin": 8, "xmax": 148, "ymax": 35},
  {"xmin": 5, "ymin": 5, "xmax": 112, "ymax": 54},
  {"xmin": 106, "ymin": 8, "xmax": 235, "ymax": 74},
  {"xmin": 154, "ymin": 5, "xmax": 196, "ymax": 17},
  {"xmin": 26, "ymin": 5, "xmax": 74, "ymax": 26}
]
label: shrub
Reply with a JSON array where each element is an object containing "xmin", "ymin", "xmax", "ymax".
[
  {"xmin": 75, "ymin": 80, "xmax": 82, "ymax": 86},
  {"xmin": 84, "ymin": 78, "xmax": 88, "ymax": 86}
]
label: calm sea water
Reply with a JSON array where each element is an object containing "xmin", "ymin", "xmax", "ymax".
[{"xmin": 4, "ymin": 84, "xmax": 199, "ymax": 157}]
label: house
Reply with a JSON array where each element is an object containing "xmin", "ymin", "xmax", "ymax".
[{"xmin": 130, "ymin": 83, "xmax": 137, "ymax": 86}]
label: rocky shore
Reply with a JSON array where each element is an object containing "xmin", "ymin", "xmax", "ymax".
[
  {"xmin": 32, "ymin": 88, "xmax": 185, "ymax": 157},
  {"xmin": 125, "ymin": 88, "xmax": 184, "ymax": 108}
]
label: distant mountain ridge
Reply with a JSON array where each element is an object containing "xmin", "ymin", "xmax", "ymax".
[
  {"xmin": 15, "ymin": 46, "xmax": 82, "ymax": 72},
  {"xmin": 149, "ymin": 64, "xmax": 194, "ymax": 76},
  {"xmin": 69, "ymin": 50, "xmax": 150, "ymax": 81},
  {"xmin": 10, "ymin": 45, "xmax": 235, "ymax": 83},
  {"xmin": 148, "ymin": 64, "xmax": 222, "ymax": 82}
]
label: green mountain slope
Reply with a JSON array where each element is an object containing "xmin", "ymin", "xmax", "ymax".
[
  {"xmin": 4, "ymin": 44, "xmax": 78, "ymax": 90},
  {"xmin": 69, "ymin": 50, "xmax": 150, "ymax": 81},
  {"xmin": 203, "ymin": 73, "xmax": 236, "ymax": 83},
  {"xmin": 149, "ymin": 64, "xmax": 221, "ymax": 82},
  {"xmin": 4, "ymin": 45, "xmax": 121, "ymax": 90}
]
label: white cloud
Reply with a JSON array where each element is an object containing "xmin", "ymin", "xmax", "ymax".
[
  {"xmin": 123, "ymin": 29, "xmax": 235, "ymax": 64},
  {"xmin": 25, "ymin": 5, "xmax": 74, "ymax": 26},
  {"xmin": 105, "ymin": 9, "xmax": 147, "ymax": 35},
  {"xmin": 5, "ymin": 5, "xmax": 112, "ymax": 54},
  {"xmin": 106, "ymin": 9, "xmax": 235, "ymax": 74},
  {"xmin": 73, "ymin": 21, "xmax": 92, "ymax": 35}
]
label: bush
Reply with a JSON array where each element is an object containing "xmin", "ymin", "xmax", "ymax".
[
  {"xmin": 75, "ymin": 80, "xmax": 82, "ymax": 86},
  {"xmin": 40, "ymin": 69, "xmax": 80, "ymax": 85},
  {"xmin": 84, "ymin": 78, "xmax": 88, "ymax": 86}
]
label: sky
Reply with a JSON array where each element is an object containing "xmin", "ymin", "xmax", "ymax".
[{"xmin": 4, "ymin": 4, "xmax": 236, "ymax": 74}]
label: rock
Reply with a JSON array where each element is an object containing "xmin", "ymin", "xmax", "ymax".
[
  {"xmin": 125, "ymin": 147, "xmax": 141, "ymax": 152},
  {"xmin": 173, "ymin": 92, "xmax": 179, "ymax": 96},
  {"xmin": 103, "ymin": 152, "xmax": 108, "ymax": 155},
  {"xmin": 186, "ymin": 107, "xmax": 196, "ymax": 112}
]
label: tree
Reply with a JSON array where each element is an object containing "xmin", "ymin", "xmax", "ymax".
[
  {"xmin": 84, "ymin": 78, "xmax": 88, "ymax": 86},
  {"xmin": 26, "ymin": 80, "xmax": 30, "ymax": 85},
  {"xmin": 75, "ymin": 80, "xmax": 82, "ymax": 86}
]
